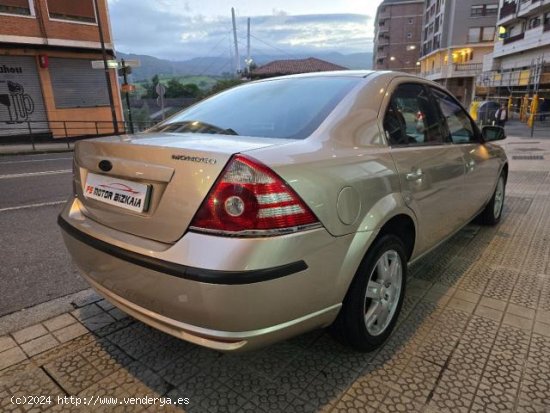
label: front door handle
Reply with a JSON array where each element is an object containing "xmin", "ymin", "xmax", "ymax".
[{"xmin": 406, "ymin": 168, "xmax": 424, "ymax": 181}]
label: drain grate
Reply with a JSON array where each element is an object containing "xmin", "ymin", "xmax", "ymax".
[{"xmin": 512, "ymin": 155, "xmax": 545, "ymax": 160}]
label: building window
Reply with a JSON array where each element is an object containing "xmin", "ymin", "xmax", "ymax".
[
  {"xmin": 468, "ymin": 27, "xmax": 481, "ymax": 43},
  {"xmin": 408, "ymin": 18, "xmax": 414, "ymax": 24},
  {"xmin": 528, "ymin": 16, "xmax": 541, "ymax": 29},
  {"xmin": 407, "ymin": 32, "xmax": 413, "ymax": 39},
  {"xmin": 471, "ymin": 5, "xmax": 484, "ymax": 16},
  {"xmin": 47, "ymin": 0, "xmax": 96, "ymax": 23},
  {"xmin": 0, "ymin": 0, "xmax": 32, "ymax": 16},
  {"xmin": 482, "ymin": 26, "xmax": 496, "ymax": 41},
  {"xmin": 486, "ymin": 5, "xmax": 498, "ymax": 16},
  {"xmin": 468, "ymin": 27, "xmax": 495, "ymax": 43},
  {"xmin": 471, "ymin": 4, "xmax": 498, "ymax": 17}
]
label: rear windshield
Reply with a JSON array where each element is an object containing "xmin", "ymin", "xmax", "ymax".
[{"xmin": 153, "ymin": 77, "xmax": 360, "ymax": 139}]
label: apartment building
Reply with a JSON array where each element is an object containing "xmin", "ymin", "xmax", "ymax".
[
  {"xmin": 419, "ymin": 0, "xmax": 499, "ymax": 106},
  {"xmin": 478, "ymin": 0, "xmax": 550, "ymax": 99},
  {"xmin": 0, "ymin": 0, "xmax": 122, "ymax": 138},
  {"xmin": 373, "ymin": 0, "xmax": 424, "ymax": 73}
]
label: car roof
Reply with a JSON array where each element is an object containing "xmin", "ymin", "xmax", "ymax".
[
  {"xmin": 255, "ymin": 70, "xmax": 375, "ymax": 81},
  {"xmin": 252, "ymin": 70, "xmax": 425, "ymax": 84}
]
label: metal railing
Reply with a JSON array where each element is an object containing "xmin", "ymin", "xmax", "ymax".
[
  {"xmin": 503, "ymin": 32, "xmax": 525, "ymax": 44},
  {"xmin": 0, "ymin": 120, "xmax": 160, "ymax": 150},
  {"xmin": 454, "ymin": 63, "xmax": 483, "ymax": 72}
]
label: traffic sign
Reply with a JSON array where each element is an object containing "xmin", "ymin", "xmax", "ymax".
[
  {"xmin": 155, "ymin": 83, "xmax": 166, "ymax": 97},
  {"xmin": 124, "ymin": 60, "xmax": 141, "ymax": 68},
  {"xmin": 121, "ymin": 84, "xmax": 136, "ymax": 93},
  {"xmin": 91, "ymin": 60, "xmax": 119, "ymax": 69}
]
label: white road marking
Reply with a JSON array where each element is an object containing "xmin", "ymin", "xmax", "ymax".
[
  {"xmin": 0, "ymin": 169, "xmax": 72, "ymax": 179},
  {"xmin": 0, "ymin": 200, "xmax": 66, "ymax": 213},
  {"xmin": 0, "ymin": 157, "xmax": 72, "ymax": 164}
]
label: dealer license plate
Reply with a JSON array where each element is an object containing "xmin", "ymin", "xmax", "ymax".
[{"xmin": 84, "ymin": 173, "xmax": 151, "ymax": 213}]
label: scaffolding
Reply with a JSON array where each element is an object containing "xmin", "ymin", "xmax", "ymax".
[{"xmin": 474, "ymin": 56, "xmax": 548, "ymax": 134}]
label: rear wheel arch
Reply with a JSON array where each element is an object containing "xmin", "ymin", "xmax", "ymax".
[{"xmin": 376, "ymin": 214, "xmax": 416, "ymax": 261}]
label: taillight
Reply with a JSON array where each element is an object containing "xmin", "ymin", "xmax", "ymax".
[{"xmin": 189, "ymin": 154, "xmax": 320, "ymax": 236}]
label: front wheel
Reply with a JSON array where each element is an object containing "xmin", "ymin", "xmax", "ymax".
[
  {"xmin": 480, "ymin": 173, "xmax": 506, "ymax": 225},
  {"xmin": 331, "ymin": 235, "xmax": 407, "ymax": 352}
]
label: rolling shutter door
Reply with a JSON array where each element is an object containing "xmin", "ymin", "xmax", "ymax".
[
  {"xmin": 49, "ymin": 58, "xmax": 110, "ymax": 108},
  {"xmin": 0, "ymin": 56, "xmax": 49, "ymax": 137}
]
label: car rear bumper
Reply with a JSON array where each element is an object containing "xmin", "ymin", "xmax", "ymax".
[{"xmin": 59, "ymin": 198, "xmax": 369, "ymax": 351}]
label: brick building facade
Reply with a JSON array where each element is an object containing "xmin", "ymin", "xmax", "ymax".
[
  {"xmin": 373, "ymin": 0, "xmax": 424, "ymax": 73},
  {"xmin": 0, "ymin": 0, "xmax": 123, "ymax": 138}
]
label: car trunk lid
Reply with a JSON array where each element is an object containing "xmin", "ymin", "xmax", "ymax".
[{"xmin": 74, "ymin": 133, "xmax": 288, "ymax": 243}]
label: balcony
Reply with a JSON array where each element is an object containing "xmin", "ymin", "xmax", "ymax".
[
  {"xmin": 499, "ymin": 1, "xmax": 517, "ymax": 19},
  {"xmin": 454, "ymin": 63, "xmax": 483, "ymax": 75},
  {"xmin": 503, "ymin": 32, "xmax": 525, "ymax": 44},
  {"xmin": 494, "ymin": 22, "xmax": 550, "ymax": 57},
  {"xmin": 421, "ymin": 63, "xmax": 483, "ymax": 81},
  {"xmin": 517, "ymin": 0, "xmax": 547, "ymax": 18},
  {"xmin": 377, "ymin": 36, "xmax": 390, "ymax": 46}
]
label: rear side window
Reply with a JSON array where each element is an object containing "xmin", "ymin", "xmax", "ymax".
[
  {"xmin": 430, "ymin": 87, "xmax": 477, "ymax": 144},
  {"xmin": 383, "ymin": 83, "xmax": 444, "ymax": 146},
  {"xmin": 159, "ymin": 77, "xmax": 360, "ymax": 139}
]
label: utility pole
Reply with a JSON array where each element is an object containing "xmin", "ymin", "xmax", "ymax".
[
  {"xmin": 93, "ymin": 0, "xmax": 119, "ymax": 134},
  {"xmin": 246, "ymin": 17, "xmax": 251, "ymax": 76},
  {"xmin": 231, "ymin": 7, "xmax": 240, "ymax": 75},
  {"xmin": 120, "ymin": 59, "xmax": 134, "ymax": 134}
]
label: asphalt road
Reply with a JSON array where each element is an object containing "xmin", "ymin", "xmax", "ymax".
[{"xmin": 0, "ymin": 152, "xmax": 88, "ymax": 316}]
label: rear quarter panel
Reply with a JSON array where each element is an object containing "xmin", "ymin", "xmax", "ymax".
[{"xmin": 247, "ymin": 74, "xmax": 410, "ymax": 238}]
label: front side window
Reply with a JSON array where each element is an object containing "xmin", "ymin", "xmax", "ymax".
[
  {"xmin": 383, "ymin": 83, "xmax": 444, "ymax": 146},
  {"xmin": 156, "ymin": 77, "xmax": 360, "ymax": 140},
  {"xmin": 0, "ymin": 0, "xmax": 32, "ymax": 16},
  {"xmin": 430, "ymin": 87, "xmax": 477, "ymax": 144}
]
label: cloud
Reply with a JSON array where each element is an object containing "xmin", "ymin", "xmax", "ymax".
[{"xmin": 108, "ymin": 0, "xmax": 372, "ymax": 61}]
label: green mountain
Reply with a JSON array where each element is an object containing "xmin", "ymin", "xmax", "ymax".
[{"xmin": 117, "ymin": 51, "xmax": 373, "ymax": 81}]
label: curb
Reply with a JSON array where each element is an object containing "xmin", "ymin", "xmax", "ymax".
[
  {"xmin": 0, "ymin": 288, "xmax": 99, "ymax": 336},
  {"xmin": 0, "ymin": 148, "xmax": 74, "ymax": 156}
]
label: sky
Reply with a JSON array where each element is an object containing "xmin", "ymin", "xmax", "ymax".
[{"xmin": 107, "ymin": 0, "xmax": 383, "ymax": 61}]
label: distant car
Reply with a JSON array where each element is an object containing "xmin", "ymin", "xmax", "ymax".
[{"xmin": 59, "ymin": 71, "xmax": 508, "ymax": 352}]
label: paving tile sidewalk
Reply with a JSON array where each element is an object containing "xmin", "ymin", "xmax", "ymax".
[{"xmin": 1, "ymin": 136, "xmax": 549, "ymax": 412}]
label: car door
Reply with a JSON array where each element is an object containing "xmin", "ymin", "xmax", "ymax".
[
  {"xmin": 383, "ymin": 82, "xmax": 466, "ymax": 255},
  {"xmin": 429, "ymin": 86, "xmax": 497, "ymax": 221}
]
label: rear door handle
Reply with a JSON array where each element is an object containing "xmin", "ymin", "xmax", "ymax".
[{"xmin": 406, "ymin": 168, "xmax": 424, "ymax": 181}]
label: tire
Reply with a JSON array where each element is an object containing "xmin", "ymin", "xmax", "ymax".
[
  {"xmin": 480, "ymin": 173, "xmax": 506, "ymax": 226},
  {"xmin": 330, "ymin": 234, "xmax": 407, "ymax": 352}
]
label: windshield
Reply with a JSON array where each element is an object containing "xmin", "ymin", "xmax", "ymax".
[{"xmin": 153, "ymin": 77, "xmax": 360, "ymax": 139}]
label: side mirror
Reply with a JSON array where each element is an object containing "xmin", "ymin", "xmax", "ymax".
[{"xmin": 482, "ymin": 125, "xmax": 506, "ymax": 142}]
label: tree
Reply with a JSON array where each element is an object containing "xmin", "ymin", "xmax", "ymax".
[
  {"xmin": 141, "ymin": 75, "xmax": 160, "ymax": 99},
  {"xmin": 165, "ymin": 79, "xmax": 201, "ymax": 98},
  {"xmin": 206, "ymin": 79, "xmax": 245, "ymax": 97}
]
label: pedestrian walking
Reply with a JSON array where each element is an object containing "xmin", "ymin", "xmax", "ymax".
[{"xmin": 495, "ymin": 104, "xmax": 508, "ymax": 127}]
